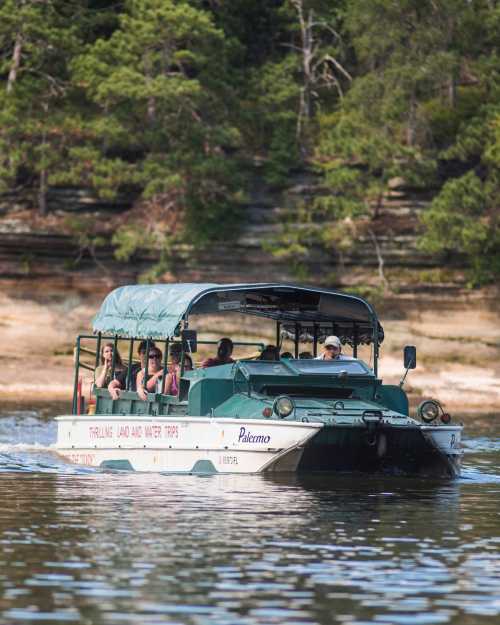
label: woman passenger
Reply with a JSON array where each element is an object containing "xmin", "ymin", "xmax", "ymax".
[
  {"xmin": 95, "ymin": 343, "xmax": 126, "ymax": 388},
  {"xmin": 136, "ymin": 347, "xmax": 163, "ymax": 400},
  {"xmin": 162, "ymin": 348, "xmax": 194, "ymax": 396}
]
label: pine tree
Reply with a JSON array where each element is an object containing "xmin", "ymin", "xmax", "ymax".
[
  {"xmin": 0, "ymin": 0, "xmax": 115, "ymax": 213},
  {"xmin": 61, "ymin": 0, "xmax": 243, "ymax": 244}
]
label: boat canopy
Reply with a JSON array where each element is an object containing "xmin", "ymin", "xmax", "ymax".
[{"xmin": 92, "ymin": 283, "xmax": 384, "ymax": 345}]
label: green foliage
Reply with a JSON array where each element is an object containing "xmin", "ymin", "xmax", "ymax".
[
  {"xmin": 0, "ymin": 0, "xmax": 83, "ymax": 208},
  {"xmin": 423, "ymin": 87, "xmax": 482, "ymax": 151},
  {"xmin": 0, "ymin": 0, "xmax": 499, "ymax": 288},
  {"xmin": 112, "ymin": 226, "xmax": 152, "ymax": 263},
  {"xmin": 66, "ymin": 0, "xmax": 243, "ymax": 243},
  {"xmin": 419, "ymin": 172, "xmax": 500, "ymax": 285},
  {"xmin": 112, "ymin": 223, "xmax": 174, "ymax": 283},
  {"xmin": 63, "ymin": 215, "xmax": 107, "ymax": 268}
]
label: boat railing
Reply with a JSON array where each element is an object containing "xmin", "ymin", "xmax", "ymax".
[{"xmin": 72, "ymin": 334, "xmax": 265, "ymax": 415}]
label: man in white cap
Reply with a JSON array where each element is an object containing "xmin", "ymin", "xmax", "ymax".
[{"xmin": 316, "ymin": 335, "xmax": 350, "ymax": 360}]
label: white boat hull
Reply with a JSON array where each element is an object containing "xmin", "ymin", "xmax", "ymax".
[
  {"xmin": 420, "ymin": 425, "xmax": 462, "ymax": 454},
  {"xmin": 54, "ymin": 415, "xmax": 323, "ymax": 474}
]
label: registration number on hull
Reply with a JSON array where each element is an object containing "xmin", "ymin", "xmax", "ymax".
[{"xmin": 219, "ymin": 455, "xmax": 238, "ymax": 466}]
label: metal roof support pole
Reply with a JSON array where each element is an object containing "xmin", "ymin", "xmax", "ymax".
[
  {"xmin": 72, "ymin": 336, "xmax": 81, "ymax": 415},
  {"xmin": 180, "ymin": 321, "xmax": 186, "ymax": 378},
  {"xmin": 144, "ymin": 338, "xmax": 151, "ymax": 395},
  {"xmin": 373, "ymin": 322, "xmax": 379, "ymax": 379},
  {"xmin": 161, "ymin": 339, "xmax": 169, "ymax": 394},
  {"xmin": 313, "ymin": 324, "xmax": 318, "ymax": 357},
  {"xmin": 180, "ymin": 344, "xmax": 185, "ymax": 378},
  {"xmin": 353, "ymin": 324, "xmax": 358, "ymax": 358},
  {"xmin": 94, "ymin": 332, "xmax": 102, "ymax": 371},
  {"xmin": 126, "ymin": 338, "xmax": 134, "ymax": 390},
  {"xmin": 111, "ymin": 335, "xmax": 118, "ymax": 380},
  {"xmin": 294, "ymin": 323, "xmax": 299, "ymax": 359},
  {"xmin": 276, "ymin": 322, "xmax": 281, "ymax": 351},
  {"xmin": 181, "ymin": 350, "xmax": 186, "ymax": 377}
]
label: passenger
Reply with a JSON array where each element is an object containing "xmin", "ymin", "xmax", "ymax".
[
  {"xmin": 184, "ymin": 353, "xmax": 194, "ymax": 371},
  {"xmin": 95, "ymin": 343, "xmax": 126, "ymax": 389},
  {"xmin": 202, "ymin": 338, "xmax": 234, "ymax": 367},
  {"xmin": 164, "ymin": 348, "xmax": 194, "ymax": 396},
  {"xmin": 280, "ymin": 352, "xmax": 293, "ymax": 359},
  {"xmin": 163, "ymin": 345, "xmax": 181, "ymax": 396},
  {"xmin": 259, "ymin": 345, "xmax": 280, "ymax": 361},
  {"xmin": 299, "ymin": 351, "xmax": 313, "ymax": 359},
  {"xmin": 136, "ymin": 347, "xmax": 163, "ymax": 401},
  {"xmin": 108, "ymin": 339, "xmax": 155, "ymax": 399},
  {"xmin": 316, "ymin": 335, "xmax": 350, "ymax": 360}
]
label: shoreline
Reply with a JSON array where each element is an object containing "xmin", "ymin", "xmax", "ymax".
[{"xmin": 0, "ymin": 290, "xmax": 498, "ymax": 418}]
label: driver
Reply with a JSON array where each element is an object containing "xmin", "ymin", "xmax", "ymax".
[{"xmin": 316, "ymin": 335, "xmax": 350, "ymax": 361}]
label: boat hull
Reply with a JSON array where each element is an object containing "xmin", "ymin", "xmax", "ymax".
[
  {"xmin": 299, "ymin": 423, "xmax": 463, "ymax": 478},
  {"xmin": 54, "ymin": 415, "xmax": 323, "ymax": 474},
  {"xmin": 55, "ymin": 416, "xmax": 462, "ymax": 478}
]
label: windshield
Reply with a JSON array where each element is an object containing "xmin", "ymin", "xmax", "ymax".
[
  {"xmin": 239, "ymin": 358, "xmax": 372, "ymax": 376},
  {"xmin": 286, "ymin": 359, "xmax": 371, "ymax": 375}
]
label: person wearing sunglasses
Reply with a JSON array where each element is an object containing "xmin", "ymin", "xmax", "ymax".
[
  {"xmin": 108, "ymin": 340, "xmax": 156, "ymax": 399},
  {"xmin": 316, "ymin": 335, "xmax": 350, "ymax": 360},
  {"xmin": 136, "ymin": 348, "xmax": 164, "ymax": 401}
]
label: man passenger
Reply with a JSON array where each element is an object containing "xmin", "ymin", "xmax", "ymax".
[
  {"xmin": 259, "ymin": 345, "xmax": 280, "ymax": 361},
  {"xmin": 202, "ymin": 338, "xmax": 235, "ymax": 367}
]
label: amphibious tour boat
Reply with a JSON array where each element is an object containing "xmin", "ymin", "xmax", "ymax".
[{"xmin": 55, "ymin": 283, "xmax": 463, "ymax": 477}]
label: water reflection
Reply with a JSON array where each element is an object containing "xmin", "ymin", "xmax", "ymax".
[{"xmin": 0, "ymin": 407, "xmax": 499, "ymax": 625}]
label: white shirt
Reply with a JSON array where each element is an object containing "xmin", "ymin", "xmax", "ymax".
[{"xmin": 315, "ymin": 353, "xmax": 353, "ymax": 361}]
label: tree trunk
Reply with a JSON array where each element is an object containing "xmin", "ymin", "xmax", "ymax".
[
  {"xmin": 407, "ymin": 87, "xmax": 416, "ymax": 147},
  {"xmin": 448, "ymin": 73, "xmax": 457, "ymax": 108},
  {"xmin": 372, "ymin": 192, "xmax": 383, "ymax": 220},
  {"xmin": 39, "ymin": 168, "xmax": 47, "ymax": 215},
  {"xmin": 144, "ymin": 54, "xmax": 156, "ymax": 123},
  {"xmin": 293, "ymin": 0, "xmax": 313, "ymax": 153},
  {"xmin": 7, "ymin": 32, "xmax": 23, "ymax": 94},
  {"xmin": 38, "ymin": 100, "xmax": 49, "ymax": 215}
]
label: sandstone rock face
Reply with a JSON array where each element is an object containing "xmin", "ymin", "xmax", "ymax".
[{"xmin": 0, "ymin": 169, "xmax": 462, "ymax": 290}]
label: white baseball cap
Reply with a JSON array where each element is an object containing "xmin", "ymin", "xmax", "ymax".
[{"xmin": 324, "ymin": 335, "xmax": 341, "ymax": 348}]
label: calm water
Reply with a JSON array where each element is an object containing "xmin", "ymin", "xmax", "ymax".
[{"xmin": 0, "ymin": 403, "xmax": 499, "ymax": 625}]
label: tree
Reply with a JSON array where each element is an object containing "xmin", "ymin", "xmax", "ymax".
[
  {"xmin": 0, "ymin": 1, "xmax": 116, "ymax": 213},
  {"xmin": 290, "ymin": 0, "xmax": 350, "ymax": 150},
  {"xmin": 419, "ymin": 172, "xmax": 500, "ymax": 284},
  {"xmin": 59, "ymin": 0, "xmax": 243, "ymax": 246}
]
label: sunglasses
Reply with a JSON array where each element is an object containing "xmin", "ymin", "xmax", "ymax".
[
  {"xmin": 325, "ymin": 345, "xmax": 340, "ymax": 350},
  {"xmin": 149, "ymin": 353, "xmax": 161, "ymax": 359}
]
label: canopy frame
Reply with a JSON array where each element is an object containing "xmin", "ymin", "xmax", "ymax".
[{"xmin": 92, "ymin": 282, "xmax": 383, "ymax": 351}]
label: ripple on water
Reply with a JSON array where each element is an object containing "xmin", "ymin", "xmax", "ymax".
[{"xmin": 0, "ymin": 408, "xmax": 499, "ymax": 624}]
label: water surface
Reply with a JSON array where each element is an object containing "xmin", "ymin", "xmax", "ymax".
[{"xmin": 0, "ymin": 404, "xmax": 499, "ymax": 625}]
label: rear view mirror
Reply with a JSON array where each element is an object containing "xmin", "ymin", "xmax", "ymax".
[
  {"xmin": 404, "ymin": 345, "xmax": 416, "ymax": 369},
  {"xmin": 182, "ymin": 330, "xmax": 197, "ymax": 353}
]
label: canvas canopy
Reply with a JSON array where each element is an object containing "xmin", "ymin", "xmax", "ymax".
[{"xmin": 92, "ymin": 283, "xmax": 383, "ymax": 344}]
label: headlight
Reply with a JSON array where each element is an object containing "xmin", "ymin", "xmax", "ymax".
[
  {"xmin": 273, "ymin": 395, "xmax": 295, "ymax": 418},
  {"xmin": 417, "ymin": 399, "xmax": 441, "ymax": 423}
]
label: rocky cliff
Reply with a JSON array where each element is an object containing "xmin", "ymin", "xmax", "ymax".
[{"xmin": 0, "ymin": 170, "xmax": 465, "ymax": 295}]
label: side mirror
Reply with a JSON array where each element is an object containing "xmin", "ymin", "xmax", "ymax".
[
  {"xmin": 404, "ymin": 345, "xmax": 416, "ymax": 369},
  {"xmin": 182, "ymin": 330, "xmax": 197, "ymax": 353}
]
